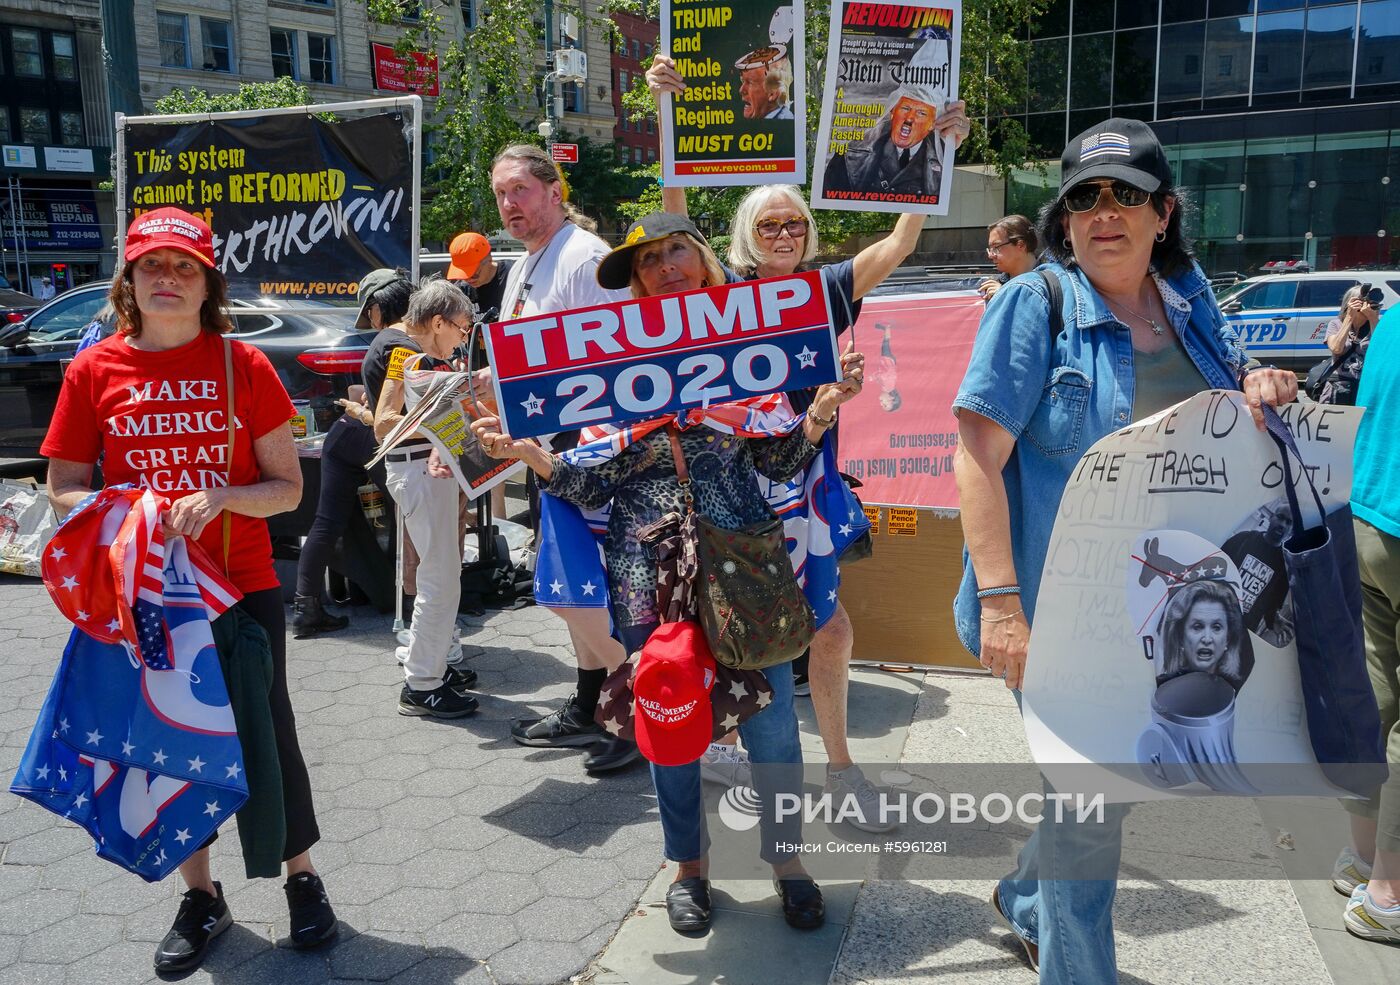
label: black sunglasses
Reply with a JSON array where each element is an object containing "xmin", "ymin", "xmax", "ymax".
[{"xmin": 1063, "ymin": 180, "xmax": 1152, "ymax": 214}]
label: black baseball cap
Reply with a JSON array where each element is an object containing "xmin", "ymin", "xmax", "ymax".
[
  {"xmin": 597, "ymin": 213, "xmax": 706, "ymax": 291},
  {"xmin": 1059, "ymin": 118, "xmax": 1173, "ymax": 198}
]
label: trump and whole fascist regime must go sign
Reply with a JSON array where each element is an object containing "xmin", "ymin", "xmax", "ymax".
[{"xmin": 485, "ymin": 271, "xmax": 841, "ymax": 439}]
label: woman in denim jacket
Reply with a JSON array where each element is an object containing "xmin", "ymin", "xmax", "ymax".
[{"xmin": 952, "ymin": 118, "xmax": 1296, "ymax": 983}]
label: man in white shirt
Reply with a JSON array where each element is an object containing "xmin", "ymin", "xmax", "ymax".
[{"xmin": 488, "ymin": 144, "xmax": 639, "ymax": 774}]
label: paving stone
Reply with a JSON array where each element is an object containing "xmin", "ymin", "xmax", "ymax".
[
  {"xmin": 454, "ymin": 871, "xmax": 542, "ymax": 916},
  {"xmin": 538, "ymin": 857, "xmax": 625, "ymax": 899},
  {"xmin": 325, "ymin": 862, "xmax": 404, "ymax": 907},
  {"xmin": 511, "ymin": 896, "xmax": 612, "ymax": 944},
  {"xmin": 0, "ymin": 938, "xmax": 17, "ymax": 967},
  {"xmin": 328, "ymin": 929, "xmax": 428, "ymax": 982},
  {"xmin": 481, "ymin": 836, "xmax": 557, "ymax": 876},
  {"xmin": 484, "ymin": 938, "xmax": 590, "ymax": 985},
  {"xmin": 0, "ymin": 863, "xmax": 40, "ymax": 902},
  {"xmin": 347, "ymin": 829, "xmax": 434, "ymax": 867},
  {"xmin": 319, "ymin": 807, "xmax": 383, "ymax": 844},
  {"xmin": 366, "ymin": 887, "xmax": 465, "ymax": 933},
  {"xmin": 377, "ymin": 798, "xmax": 455, "ymax": 832},
  {"xmin": 423, "ymin": 912, "xmax": 520, "ymax": 962},
  {"xmin": 19, "ymin": 912, "xmax": 123, "ymax": 963},
  {"xmin": 424, "ymin": 817, "xmax": 506, "ymax": 853},
  {"xmin": 2, "ymin": 825, "xmax": 89, "ymax": 866},
  {"xmin": 398, "ymin": 850, "xmax": 485, "ymax": 891},
  {"xmin": 337, "ymin": 779, "xmax": 409, "ymax": 812},
  {"xmin": 0, "ymin": 963, "xmax": 65, "ymax": 985},
  {"xmin": 489, "ymin": 801, "xmax": 581, "ymax": 840},
  {"xmin": 227, "ymin": 943, "xmax": 333, "ymax": 984},
  {"xmin": 80, "ymin": 875, "xmax": 174, "ymax": 915},
  {"xmin": 386, "ymin": 957, "xmax": 490, "ymax": 985},
  {"xmin": 0, "ymin": 889, "xmax": 81, "ymax": 935}
]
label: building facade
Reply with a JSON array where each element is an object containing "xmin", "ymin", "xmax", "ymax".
[{"xmin": 610, "ymin": 10, "xmax": 660, "ymax": 169}]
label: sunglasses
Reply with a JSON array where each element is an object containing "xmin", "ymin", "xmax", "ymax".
[
  {"xmin": 755, "ymin": 218, "xmax": 810, "ymax": 240},
  {"xmin": 1063, "ymin": 180, "xmax": 1152, "ymax": 213}
]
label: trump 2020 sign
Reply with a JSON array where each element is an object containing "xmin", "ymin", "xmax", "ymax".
[{"xmin": 484, "ymin": 271, "xmax": 840, "ymax": 439}]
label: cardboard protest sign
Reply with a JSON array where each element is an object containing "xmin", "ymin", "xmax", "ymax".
[
  {"xmin": 1022, "ymin": 392, "xmax": 1365, "ymax": 801},
  {"xmin": 660, "ymin": 1, "xmax": 805, "ymax": 185},
  {"xmin": 811, "ymin": 1, "xmax": 961, "ymax": 214},
  {"xmin": 485, "ymin": 271, "xmax": 838, "ymax": 440},
  {"xmin": 837, "ymin": 291, "xmax": 980, "ymax": 508},
  {"xmin": 119, "ymin": 107, "xmax": 415, "ymax": 299}
]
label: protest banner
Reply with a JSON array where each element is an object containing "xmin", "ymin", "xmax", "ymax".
[
  {"xmin": 485, "ymin": 271, "xmax": 839, "ymax": 440},
  {"xmin": 811, "ymin": 0, "xmax": 961, "ymax": 214},
  {"xmin": 370, "ymin": 42, "xmax": 441, "ymax": 96},
  {"xmin": 837, "ymin": 290, "xmax": 980, "ymax": 509},
  {"xmin": 116, "ymin": 97, "xmax": 420, "ymax": 300},
  {"xmin": 1023, "ymin": 392, "xmax": 1367, "ymax": 801},
  {"xmin": 660, "ymin": 1, "xmax": 805, "ymax": 186}
]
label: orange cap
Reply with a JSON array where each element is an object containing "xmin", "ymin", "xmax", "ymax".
[{"xmin": 447, "ymin": 232, "xmax": 491, "ymax": 280}]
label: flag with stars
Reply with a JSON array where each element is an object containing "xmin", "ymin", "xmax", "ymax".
[
  {"xmin": 534, "ymin": 399, "xmax": 870, "ymax": 628},
  {"xmin": 13, "ymin": 486, "xmax": 249, "ymax": 882}
]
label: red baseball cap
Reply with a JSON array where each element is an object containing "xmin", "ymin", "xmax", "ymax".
[
  {"xmin": 447, "ymin": 232, "xmax": 491, "ymax": 280},
  {"xmin": 124, "ymin": 207, "xmax": 216, "ymax": 268},
  {"xmin": 632, "ymin": 622, "xmax": 717, "ymax": 767}
]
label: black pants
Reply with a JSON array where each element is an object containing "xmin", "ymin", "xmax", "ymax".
[
  {"xmin": 195, "ymin": 585, "xmax": 323, "ymax": 863},
  {"xmin": 296, "ymin": 417, "xmax": 381, "ymax": 598}
]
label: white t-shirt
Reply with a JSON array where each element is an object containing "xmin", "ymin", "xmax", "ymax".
[{"xmin": 499, "ymin": 220, "xmax": 629, "ymax": 319}]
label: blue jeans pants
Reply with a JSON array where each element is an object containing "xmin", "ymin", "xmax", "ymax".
[{"xmin": 619, "ymin": 622, "xmax": 804, "ymax": 865}]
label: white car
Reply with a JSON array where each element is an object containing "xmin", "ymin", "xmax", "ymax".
[{"xmin": 1215, "ymin": 268, "xmax": 1400, "ymax": 372}]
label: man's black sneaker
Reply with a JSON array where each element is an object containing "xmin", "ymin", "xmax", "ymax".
[
  {"xmin": 510, "ymin": 693, "xmax": 604, "ymax": 747},
  {"xmin": 399, "ymin": 683, "xmax": 479, "ymax": 718},
  {"xmin": 153, "ymin": 882, "xmax": 232, "ymax": 974},
  {"xmin": 284, "ymin": 872, "xmax": 338, "ymax": 949},
  {"xmin": 443, "ymin": 663, "xmax": 479, "ymax": 692}
]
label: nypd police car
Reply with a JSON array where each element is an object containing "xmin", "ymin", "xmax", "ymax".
[{"xmin": 1215, "ymin": 263, "xmax": 1400, "ymax": 372}]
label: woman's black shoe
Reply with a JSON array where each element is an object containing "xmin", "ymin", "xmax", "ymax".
[
  {"xmin": 285, "ymin": 872, "xmax": 338, "ymax": 949},
  {"xmin": 665, "ymin": 876, "xmax": 712, "ymax": 933},
  {"xmin": 291, "ymin": 595, "xmax": 349, "ymax": 639},
  {"xmin": 153, "ymin": 882, "xmax": 232, "ymax": 973},
  {"xmin": 773, "ymin": 877, "xmax": 825, "ymax": 930},
  {"xmin": 582, "ymin": 735, "xmax": 641, "ymax": 773}
]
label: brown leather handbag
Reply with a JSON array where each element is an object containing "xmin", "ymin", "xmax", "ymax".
[{"xmin": 665, "ymin": 428, "xmax": 814, "ymax": 670}]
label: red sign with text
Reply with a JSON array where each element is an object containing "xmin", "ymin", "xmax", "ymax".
[
  {"xmin": 370, "ymin": 42, "xmax": 440, "ymax": 96},
  {"xmin": 837, "ymin": 292, "xmax": 983, "ymax": 510},
  {"xmin": 550, "ymin": 143, "xmax": 579, "ymax": 164}
]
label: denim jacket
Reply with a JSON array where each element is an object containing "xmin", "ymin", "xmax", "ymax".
[{"xmin": 952, "ymin": 260, "xmax": 1247, "ymax": 657}]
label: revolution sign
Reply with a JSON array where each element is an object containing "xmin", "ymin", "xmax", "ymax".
[{"xmin": 485, "ymin": 271, "xmax": 839, "ymax": 439}]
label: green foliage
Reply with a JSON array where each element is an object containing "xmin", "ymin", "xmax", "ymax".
[{"xmin": 151, "ymin": 78, "xmax": 318, "ymax": 115}]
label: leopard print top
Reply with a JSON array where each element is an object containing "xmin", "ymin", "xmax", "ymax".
[{"xmin": 541, "ymin": 426, "xmax": 818, "ymax": 629}]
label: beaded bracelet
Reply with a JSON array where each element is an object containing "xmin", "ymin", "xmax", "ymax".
[
  {"xmin": 980, "ymin": 608, "xmax": 1024, "ymax": 623},
  {"xmin": 976, "ymin": 585, "xmax": 1020, "ymax": 599}
]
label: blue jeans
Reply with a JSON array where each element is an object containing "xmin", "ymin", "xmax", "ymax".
[
  {"xmin": 1001, "ymin": 691, "xmax": 1127, "ymax": 985},
  {"xmin": 618, "ymin": 622, "xmax": 804, "ymax": 865}
]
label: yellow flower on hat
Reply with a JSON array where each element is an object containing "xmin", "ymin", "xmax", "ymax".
[{"xmin": 626, "ymin": 225, "xmax": 648, "ymax": 245}]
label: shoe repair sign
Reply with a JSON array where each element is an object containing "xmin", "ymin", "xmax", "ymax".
[{"xmin": 484, "ymin": 270, "xmax": 840, "ymax": 439}]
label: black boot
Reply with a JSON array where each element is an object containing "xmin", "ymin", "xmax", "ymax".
[{"xmin": 291, "ymin": 595, "xmax": 349, "ymax": 639}]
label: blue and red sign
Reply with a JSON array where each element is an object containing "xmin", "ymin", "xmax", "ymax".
[{"xmin": 484, "ymin": 271, "xmax": 841, "ymax": 439}]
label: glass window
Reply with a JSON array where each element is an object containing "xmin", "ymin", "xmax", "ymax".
[
  {"xmin": 1296, "ymin": 279, "xmax": 1360, "ymax": 308},
  {"xmin": 1257, "ymin": 0, "xmax": 1304, "ymax": 11},
  {"xmin": 1358, "ymin": 0, "xmax": 1400, "ymax": 86},
  {"xmin": 1117, "ymin": 1, "xmax": 1158, "ymax": 29},
  {"xmin": 1233, "ymin": 279, "xmax": 1298, "ymax": 309},
  {"xmin": 460, "ymin": 0, "xmax": 477, "ymax": 30},
  {"xmin": 60, "ymin": 111, "xmax": 84, "ymax": 146},
  {"xmin": 201, "ymin": 19, "xmax": 233, "ymax": 73},
  {"xmin": 158, "ymin": 12, "xmax": 189, "ymax": 68},
  {"xmin": 1074, "ymin": 0, "xmax": 1115, "ymax": 33},
  {"xmin": 1303, "ymin": 4, "xmax": 1358, "ymax": 90},
  {"xmin": 1029, "ymin": 111, "xmax": 1068, "ymax": 153},
  {"xmin": 308, "ymin": 33, "xmax": 335, "ymax": 83},
  {"xmin": 1114, "ymin": 28, "xmax": 1158, "ymax": 105},
  {"xmin": 1253, "ymin": 10, "xmax": 1305, "ymax": 93},
  {"xmin": 1210, "ymin": 0, "xmax": 1256, "ymax": 15},
  {"xmin": 1244, "ymin": 135, "xmax": 1314, "ymax": 243},
  {"xmin": 647, "ymin": 116, "xmax": 656, "ymax": 134},
  {"xmin": 1163, "ymin": 0, "xmax": 1208, "ymax": 22},
  {"xmin": 633, "ymin": 146, "xmax": 643, "ymax": 164},
  {"xmin": 1311, "ymin": 130, "xmax": 1390, "ymax": 253},
  {"xmin": 1029, "ymin": 37, "xmax": 1069, "ymax": 111},
  {"xmin": 1160, "ymin": 21, "xmax": 1207, "ymax": 101},
  {"xmin": 563, "ymin": 80, "xmax": 582, "ymax": 113},
  {"xmin": 632, "ymin": 39, "xmax": 641, "ymax": 60},
  {"xmin": 51, "ymin": 33, "xmax": 76, "ymax": 80},
  {"xmin": 1070, "ymin": 33, "xmax": 1112, "ymax": 109},
  {"xmin": 1205, "ymin": 16, "xmax": 1252, "ymax": 96},
  {"xmin": 19, "ymin": 107, "xmax": 50, "ymax": 144},
  {"xmin": 11, "ymin": 28, "xmax": 43, "ymax": 76},
  {"xmin": 270, "ymin": 29, "xmax": 297, "ymax": 79},
  {"xmin": 647, "ymin": 147, "xmax": 656, "ymax": 162},
  {"xmin": 1031, "ymin": 0, "xmax": 1070, "ymax": 38},
  {"xmin": 0, "ymin": 112, "xmax": 10, "ymax": 143},
  {"xmin": 619, "ymin": 69, "xmax": 628, "ymax": 91}
]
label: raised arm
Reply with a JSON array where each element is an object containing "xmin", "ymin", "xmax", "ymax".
[{"xmin": 646, "ymin": 54, "xmax": 689, "ymax": 217}]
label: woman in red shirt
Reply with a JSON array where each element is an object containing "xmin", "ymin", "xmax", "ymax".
[{"xmin": 43, "ymin": 208, "xmax": 337, "ymax": 973}]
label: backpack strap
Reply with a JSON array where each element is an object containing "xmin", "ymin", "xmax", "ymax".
[{"xmin": 1037, "ymin": 269, "xmax": 1064, "ymax": 341}]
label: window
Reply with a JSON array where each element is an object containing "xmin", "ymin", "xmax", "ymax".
[
  {"xmin": 308, "ymin": 33, "xmax": 335, "ymax": 83},
  {"xmin": 1068, "ymin": 34, "xmax": 1109, "ymax": 110},
  {"xmin": 0, "ymin": 113, "xmax": 11, "ymax": 143},
  {"xmin": 1218, "ymin": 54, "xmax": 1234, "ymax": 76},
  {"xmin": 633, "ymin": 146, "xmax": 643, "ymax": 164},
  {"xmin": 1359, "ymin": 0, "xmax": 1400, "ymax": 86},
  {"xmin": 201, "ymin": 19, "xmax": 233, "ymax": 72},
  {"xmin": 1114, "ymin": 28, "xmax": 1157, "ymax": 106},
  {"xmin": 461, "ymin": 0, "xmax": 477, "ymax": 30},
  {"xmin": 563, "ymin": 81, "xmax": 582, "ymax": 113},
  {"xmin": 646, "ymin": 147, "xmax": 655, "ymax": 162},
  {"xmin": 1031, "ymin": 37, "xmax": 1069, "ymax": 112},
  {"xmin": 11, "ymin": 28, "xmax": 43, "ymax": 76},
  {"xmin": 270, "ymin": 29, "xmax": 298, "ymax": 79},
  {"xmin": 52, "ymin": 33, "xmax": 76, "ymax": 79},
  {"xmin": 1233, "ymin": 280, "xmax": 1297, "ymax": 311},
  {"xmin": 1297, "ymin": 279, "xmax": 1360, "ymax": 310},
  {"xmin": 620, "ymin": 69, "xmax": 628, "ymax": 91},
  {"xmin": 1253, "ymin": 10, "xmax": 1305, "ymax": 94},
  {"xmin": 632, "ymin": 39, "xmax": 641, "ymax": 60},
  {"xmin": 646, "ymin": 116, "xmax": 655, "ymax": 134},
  {"xmin": 19, "ymin": 107, "xmax": 50, "ymax": 144},
  {"xmin": 60, "ymin": 112, "xmax": 84, "ymax": 146},
  {"xmin": 158, "ymin": 12, "xmax": 190, "ymax": 68},
  {"xmin": 1205, "ymin": 17, "xmax": 1252, "ymax": 96}
]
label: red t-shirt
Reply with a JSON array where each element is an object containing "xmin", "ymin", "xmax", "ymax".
[{"xmin": 42, "ymin": 331, "xmax": 295, "ymax": 593}]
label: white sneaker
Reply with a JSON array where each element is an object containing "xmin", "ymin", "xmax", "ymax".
[
  {"xmin": 825, "ymin": 765, "xmax": 899, "ymax": 833},
  {"xmin": 1344, "ymin": 884, "xmax": 1400, "ymax": 944},
  {"xmin": 396, "ymin": 629, "xmax": 413, "ymax": 647},
  {"xmin": 394, "ymin": 645, "xmax": 409, "ymax": 665},
  {"xmin": 700, "ymin": 743, "xmax": 752, "ymax": 787},
  {"xmin": 1333, "ymin": 846, "xmax": 1374, "ymax": 896}
]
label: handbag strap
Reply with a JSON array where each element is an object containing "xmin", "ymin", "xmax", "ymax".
[
  {"xmin": 1037, "ymin": 268, "xmax": 1064, "ymax": 340},
  {"xmin": 221, "ymin": 336, "xmax": 235, "ymax": 574},
  {"xmin": 1261, "ymin": 405, "xmax": 1326, "ymax": 533},
  {"xmin": 665, "ymin": 425, "xmax": 694, "ymax": 511}
]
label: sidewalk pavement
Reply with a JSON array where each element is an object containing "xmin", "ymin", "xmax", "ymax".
[{"xmin": 0, "ymin": 571, "xmax": 1390, "ymax": 984}]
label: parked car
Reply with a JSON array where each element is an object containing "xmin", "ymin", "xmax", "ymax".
[
  {"xmin": 1214, "ymin": 269, "xmax": 1400, "ymax": 373},
  {"xmin": 0, "ymin": 287, "xmax": 40, "ymax": 325},
  {"xmin": 0, "ymin": 283, "xmax": 375, "ymax": 461}
]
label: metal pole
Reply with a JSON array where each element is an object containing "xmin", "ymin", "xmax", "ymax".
[
  {"xmin": 544, "ymin": 0, "xmax": 556, "ymax": 137},
  {"xmin": 393, "ymin": 503, "xmax": 407, "ymax": 634}
]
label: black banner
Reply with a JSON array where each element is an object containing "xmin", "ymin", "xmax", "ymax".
[{"xmin": 122, "ymin": 111, "xmax": 413, "ymax": 299}]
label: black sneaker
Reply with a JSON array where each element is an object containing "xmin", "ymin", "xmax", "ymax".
[
  {"xmin": 443, "ymin": 663, "xmax": 479, "ymax": 692},
  {"xmin": 153, "ymin": 882, "xmax": 232, "ymax": 974},
  {"xmin": 510, "ymin": 693, "xmax": 605, "ymax": 747},
  {"xmin": 284, "ymin": 872, "xmax": 338, "ymax": 949},
  {"xmin": 399, "ymin": 683, "xmax": 479, "ymax": 718}
]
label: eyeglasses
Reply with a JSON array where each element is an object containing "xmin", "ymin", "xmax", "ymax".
[
  {"xmin": 755, "ymin": 218, "xmax": 810, "ymax": 240},
  {"xmin": 986, "ymin": 237, "xmax": 1022, "ymax": 259},
  {"xmin": 446, "ymin": 317, "xmax": 472, "ymax": 335},
  {"xmin": 1063, "ymin": 180, "xmax": 1152, "ymax": 214}
]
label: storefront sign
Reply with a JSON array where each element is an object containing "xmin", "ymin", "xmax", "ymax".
[
  {"xmin": 43, "ymin": 147, "xmax": 95, "ymax": 173},
  {"xmin": 2, "ymin": 145, "xmax": 37, "ymax": 168},
  {"xmin": 0, "ymin": 188, "xmax": 103, "ymax": 251},
  {"xmin": 370, "ymin": 42, "xmax": 440, "ymax": 96}
]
